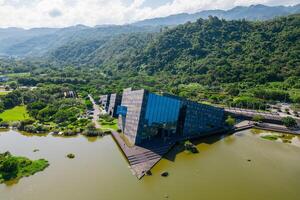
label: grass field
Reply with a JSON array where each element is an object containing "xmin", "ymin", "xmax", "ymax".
[
  {"xmin": 99, "ymin": 118, "xmax": 118, "ymax": 131},
  {"xmin": 0, "ymin": 106, "xmax": 31, "ymax": 122},
  {"xmin": 0, "ymin": 91, "xmax": 10, "ymax": 96}
]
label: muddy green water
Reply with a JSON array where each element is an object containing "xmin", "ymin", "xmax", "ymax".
[{"xmin": 1, "ymin": 129, "xmax": 300, "ymax": 200}]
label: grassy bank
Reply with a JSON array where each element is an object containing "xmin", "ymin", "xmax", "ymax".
[
  {"xmin": 99, "ymin": 117, "xmax": 118, "ymax": 131},
  {"xmin": 0, "ymin": 152, "xmax": 49, "ymax": 184},
  {"xmin": 0, "ymin": 105, "xmax": 31, "ymax": 122}
]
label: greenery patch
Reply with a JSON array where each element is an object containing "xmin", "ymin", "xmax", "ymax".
[
  {"xmin": 99, "ymin": 114, "xmax": 118, "ymax": 131},
  {"xmin": 261, "ymin": 135, "xmax": 279, "ymax": 141},
  {"xmin": 0, "ymin": 151, "xmax": 49, "ymax": 184},
  {"xmin": 0, "ymin": 105, "xmax": 30, "ymax": 122}
]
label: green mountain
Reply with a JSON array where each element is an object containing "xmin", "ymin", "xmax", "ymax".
[
  {"xmin": 49, "ymin": 14, "xmax": 300, "ymax": 87},
  {"xmin": 0, "ymin": 4, "xmax": 299, "ymax": 58},
  {"xmin": 133, "ymin": 4, "xmax": 300, "ymax": 26},
  {"xmin": 0, "ymin": 25, "xmax": 159, "ymax": 57},
  {"xmin": 1, "ymin": 14, "xmax": 299, "ymax": 105}
]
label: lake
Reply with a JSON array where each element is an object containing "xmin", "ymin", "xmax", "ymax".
[{"xmin": 1, "ymin": 129, "xmax": 300, "ymax": 200}]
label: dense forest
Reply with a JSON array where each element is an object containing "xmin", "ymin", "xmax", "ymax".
[
  {"xmin": 47, "ymin": 14, "xmax": 300, "ymax": 85},
  {"xmin": 0, "ymin": 14, "xmax": 299, "ymax": 110}
]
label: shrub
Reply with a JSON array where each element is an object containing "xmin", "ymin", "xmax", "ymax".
[
  {"xmin": 12, "ymin": 121, "xmax": 20, "ymax": 129},
  {"xmin": 225, "ymin": 115, "xmax": 236, "ymax": 126},
  {"xmin": 24, "ymin": 125, "xmax": 36, "ymax": 133},
  {"xmin": 282, "ymin": 117, "xmax": 297, "ymax": 128},
  {"xmin": 18, "ymin": 119, "xmax": 35, "ymax": 131},
  {"xmin": 103, "ymin": 130, "xmax": 112, "ymax": 135},
  {"xmin": 0, "ymin": 121, "xmax": 9, "ymax": 128},
  {"xmin": 0, "ymin": 157, "xmax": 19, "ymax": 181},
  {"xmin": 252, "ymin": 115, "xmax": 264, "ymax": 122},
  {"xmin": 100, "ymin": 114, "xmax": 114, "ymax": 122}
]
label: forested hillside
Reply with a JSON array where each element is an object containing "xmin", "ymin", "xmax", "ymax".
[
  {"xmin": 49, "ymin": 33, "xmax": 155, "ymax": 67},
  {"xmin": 0, "ymin": 25, "xmax": 159, "ymax": 57},
  {"xmin": 132, "ymin": 15, "xmax": 300, "ymax": 85},
  {"xmin": 50, "ymin": 14, "xmax": 300, "ymax": 86},
  {"xmin": 1, "ymin": 14, "xmax": 299, "ymax": 108}
]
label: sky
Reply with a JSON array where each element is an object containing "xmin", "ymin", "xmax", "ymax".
[{"xmin": 0, "ymin": 0, "xmax": 299, "ymax": 28}]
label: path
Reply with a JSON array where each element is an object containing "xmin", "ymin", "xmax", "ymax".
[
  {"xmin": 88, "ymin": 94, "xmax": 101, "ymax": 129},
  {"xmin": 225, "ymin": 107, "xmax": 284, "ymax": 122}
]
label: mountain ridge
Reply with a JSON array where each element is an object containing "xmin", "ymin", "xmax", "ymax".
[
  {"xmin": 133, "ymin": 4, "xmax": 300, "ymax": 26},
  {"xmin": 0, "ymin": 4, "xmax": 299, "ymax": 58}
]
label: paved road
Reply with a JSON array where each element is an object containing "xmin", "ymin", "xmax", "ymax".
[
  {"xmin": 88, "ymin": 94, "xmax": 101, "ymax": 129},
  {"xmin": 225, "ymin": 108, "xmax": 283, "ymax": 120}
]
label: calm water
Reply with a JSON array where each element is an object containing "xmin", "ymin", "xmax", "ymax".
[{"xmin": 1, "ymin": 129, "xmax": 300, "ymax": 200}]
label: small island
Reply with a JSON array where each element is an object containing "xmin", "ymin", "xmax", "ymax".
[{"xmin": 0, "ymin": 151, "xmax": 49, "ymax": 184}]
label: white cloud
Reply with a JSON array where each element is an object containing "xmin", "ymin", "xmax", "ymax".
[{"xmin": 0, "ymin": 0, "xmax": 298, "ymax": 28}]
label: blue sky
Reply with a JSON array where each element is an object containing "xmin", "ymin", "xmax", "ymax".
[{"xmin": 0, "ymin": 0, "xmax": 299, "ymax": 28}]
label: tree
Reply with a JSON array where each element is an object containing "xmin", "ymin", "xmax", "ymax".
[
  {"xmin": 252, "ymin": 115, "xmax": 264, "ymax": 122},
  {"xmin": 86, "ymin": 122, "xmax": 96, "ymax": 130},
  {"xmin": 225, "ymin": 115, "xmax": 236, "ymax": 126},
  {"xmin": 0, "ymin": 157, "xmax": 18, "ymax": 173},
  {"xmin": 9, "ymin": 82, "xmax": 18, "ymax": 90},
  {"xmin": 0, "ymin": 157, "xmax": 19, "ymax": 180},
  {"xmin": 282, "ymin": 117, "xmax": 297, "ymax": 128},
  {"xmin": 227, "ymin": 87, "xmax": 240, "ymax": 96},
  {"xmin": 0, "ymin": 121, "xmax": 9, "ymax": 128},
  {"xmin": 85, "ymin": 99, "xmax": 93, "ymax": 110}
]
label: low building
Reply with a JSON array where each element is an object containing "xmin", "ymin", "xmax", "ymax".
[
  {"xmin": 117, "ymin": 88, "xmax": 225, "ymax": 145},
  {"xmin": 99, "ymin": 94, "xmax": 111, "ymax": 112},
  {"xmin": 63, "ymin": 91, "xmax": 77, "ymax": 98},
  {"xmin": 107, "ymin": 93, "xmax": 122, "ymax": 118}
]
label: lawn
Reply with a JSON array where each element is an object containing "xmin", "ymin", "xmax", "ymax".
[
  {"xmin": 99, "ymin": 118, "xmax": 118, "ymax": 131},
  {"xmin": 0, "ymin": 106, "xmax": 31, "ymax": 122},
  {"xmin": 0, "ymin": 91, "xmax": 10, "ymax": 96}
]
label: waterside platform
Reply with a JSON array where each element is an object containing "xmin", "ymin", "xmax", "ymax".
[
  {"xmin": 234, "ymin": 121, "xmax": 300, "ymax": 135},
  {"xmin": 111, "ymin": 131, "xmax": 174, "ymax": 179},
  {"xmin": 111, "ymin": 128, "xmax": 228, "ymax": 179},
  {"xmin": 111, "ymin": 122, "xmax": 299, "ymax": 179}
]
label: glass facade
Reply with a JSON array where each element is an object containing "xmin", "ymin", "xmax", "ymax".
[
  {"xmin": 144, "ymin": 93, "xmax": 181, "ymax": 126},
  {"xmin": 140, "ymin": 93, "xmax": 182, "ymax": 140},
  {"xmin": 116, "ymin": 88, "xmax": 225, "ymax": 145},
  {"xmin": 106, "ymin": 93, "xmax": 122, "ymax": 117},
  {"xmin": 117, "ymin": 106, "xmax": 127, "ymax": 117}
]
